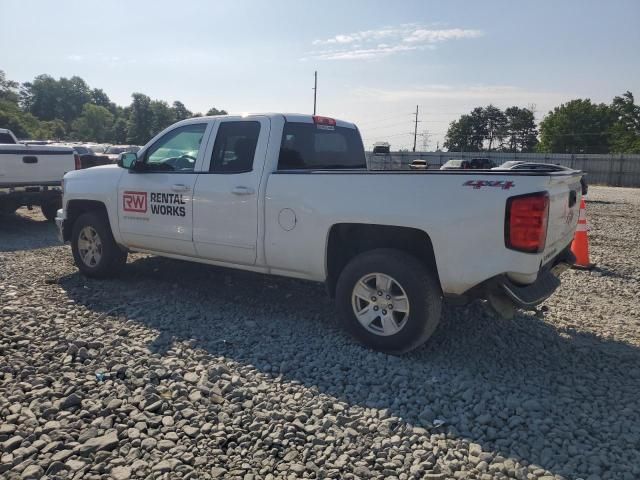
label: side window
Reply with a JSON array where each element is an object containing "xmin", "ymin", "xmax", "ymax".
[
  {"xmin": 210, "ymin": 121, "xmax": 260, "ymax": 173},
  {"xmin": 144, "ymin": 123, "xmax": 207, "ymax": 172}
]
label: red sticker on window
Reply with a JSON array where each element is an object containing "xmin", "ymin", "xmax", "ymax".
[{"xmin": 123, "ymin": 191, "xmax": 147, "ymax": 212}]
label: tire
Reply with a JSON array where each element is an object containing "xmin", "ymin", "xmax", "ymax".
[
  {"xmin": 335, "ymin": 248, "xmax": 442, "ymax": 354},
  {"xmin": 41, "ymin": 198, "xmax": 61, "ymax": 222},
  {"xmin": 0, "ymin": 202, "xmax": 18, "ymax": 216},
  {"xmin": 71, "ymin": 212, "xmax": 127, "ymax": 278}
]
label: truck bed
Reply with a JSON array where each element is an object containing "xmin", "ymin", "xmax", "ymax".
[{"xmin": 265, "ymin": 168, "xmax": 583, "ymax": 295}]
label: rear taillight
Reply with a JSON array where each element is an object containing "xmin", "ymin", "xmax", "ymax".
[
  {"xmin": 505, "ymin": 192, "xmax": 549, "ymax": 253},
  {"xmin": 74, "ymin": 153, "xmax": 81, "ymax": 170}
]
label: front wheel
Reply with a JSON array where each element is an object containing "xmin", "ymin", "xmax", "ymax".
[
  {"xmin": 71, "ymin": 212, "xmax": 127, "ymax": 278},
  {"xmin": 335, "ymin": 249, "xmax": 442, "ymax": 354}
]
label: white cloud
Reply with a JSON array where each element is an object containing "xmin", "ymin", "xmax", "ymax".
[
  {"xmin": 308, "ymin": 25, "xmax": 484, "ymax": 60},
  {"xmin": 403, "ymin": 28, "xmax": 483, "ymax": 43},
  {"xmin": 67, "ymin": 54, "xmax": 84, "ymax": 62}
]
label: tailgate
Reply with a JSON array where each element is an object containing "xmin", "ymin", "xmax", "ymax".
[
  {"xmin": 0, "ymin": 146, "xmax": 75, "ymax": 187},
  {"xmin": 542, "ymin": 172, "xmax": 583, "ymax": 262}
]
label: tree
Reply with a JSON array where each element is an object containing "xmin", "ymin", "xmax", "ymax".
[
  {"xmin": 22, "ymin": 74, "xmax": 91, "ymax": 124},
  {"xmin": 444, "ymin": 107, "xmax": 492, "ymax": 152},
  {"xmin": 444, "ymin": 114, "xmax": 478, "ymax": 152},
  {"xmin": 91, "ymin": 88, "xmax": 113, "ymax": 109},
  {"xmin": 0, "ymin": 99, "xmax": 35, "ymax": 138},
  {"xmin": 71, "ymin": 104, "xmax": 114, "ymax": 142},
  {"xmin": 110, "ymin": 117, "xmax": 129, "ymax": 144},
  {"xmin": 171, "ymin": 101, "xmax": 192, "ymax": 121},
  {"xmin": 206, "ymin": 107, "xmax": 227, "ymax": 116},
  {"xmin": 609, "ymin": 91, "xmax": 640, "ymax": 153},
  {"xmin": 150, "ymin": 100, "xmax": 175, "ymax": 135},
  {"xmin": 483, "ymin": 105, "xmax": 507, "ymax": 151},
  {"xmin": 0, "ymin": 70, "xmax": 19, "ymax": 104},
  {"xmin": 503, "ymin": 107, "xmax": 538, "ymax": 152},
  {"xmin": 538, "ymin": 99, "xmax": 615, "ymax": 154},
  {"xmin": 126, "ymin": 93, "xmax": 154, "ymax": 145}
]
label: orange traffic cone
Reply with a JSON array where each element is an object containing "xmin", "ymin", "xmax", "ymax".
[{"xmin": 571, "ymin": 198, "xmax": 593, "ymax": 269}]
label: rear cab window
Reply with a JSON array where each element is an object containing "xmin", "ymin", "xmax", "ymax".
[
  {"xmin": 278, "ymin": 122, "xmax": 366, "ymax": 170},
  {"xmin": 0, "ymin": 132, "xmax": 16, "ymax": 144}
]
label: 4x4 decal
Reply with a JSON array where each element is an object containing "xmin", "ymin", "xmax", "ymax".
[{"xmin": 463, "ymin": 180, "xmax": 515, "ymax": 190}]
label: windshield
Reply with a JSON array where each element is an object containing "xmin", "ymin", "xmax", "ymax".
[
  {"xmin": 444, "ymin": 160, "xmax": 463, "ymax": 167},
  {"xmin": 106, "ymin": 146, "xmax": 125, "ymax": 154}
]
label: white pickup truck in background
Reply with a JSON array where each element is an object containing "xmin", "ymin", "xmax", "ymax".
[
  {"xmin": 56, "ymin": 114, "xmax": 583, "ymax": 353},
  {"xmin": 0, "ymin": 128, "xmax": 79, "ymax": 220}
]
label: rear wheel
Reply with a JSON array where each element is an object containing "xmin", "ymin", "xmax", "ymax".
[
  {"xmin": 71, "ymin": 212, "xmax": 127, "ymax": 277},
  {"xmin": 41, "ymin": 198, "xmax": 61, "ymax": 222},
  {"xmin": 336, "ymin": 248, "xmax": 442, "ymax": 354}
]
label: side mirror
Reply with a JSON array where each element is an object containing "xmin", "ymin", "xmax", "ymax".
[{"xmin": 118, "ymin": 152, "xmax": 138, "ymax": 170}]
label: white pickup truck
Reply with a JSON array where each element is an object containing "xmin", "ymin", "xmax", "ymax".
[
  {"xmin": 56, "ymin": 114, "xmax": 583, "ymax": 353},
  {"xmin": 0, "ymin": 128, "xmax": 79, "ymax": 220}
]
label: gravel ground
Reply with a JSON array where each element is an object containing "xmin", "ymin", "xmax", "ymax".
[{"xmin": 1, "ymin": 186, "xmax": 639, "ymax": 480}]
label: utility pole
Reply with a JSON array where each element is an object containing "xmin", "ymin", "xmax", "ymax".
[
  {"xmin": 412, "ymin": 105, "xmax": 419, "ymax": 152},
  {"xmin": 313, "ymin": 71, "xmax": 317, "ymax": 115}
]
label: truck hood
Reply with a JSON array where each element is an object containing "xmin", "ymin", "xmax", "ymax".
[
  {"xmin": 64, "ymin": 163, "xmax": 124, "ymax": 183},
  {"xmin": 64, "ymin": 165, "xmax": 125, "ymax": 188}
]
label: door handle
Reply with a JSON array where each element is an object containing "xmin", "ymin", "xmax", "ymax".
[
  {"xmin": 171, "ymin": 184, "xmax": 190, "ymax": 192},
  {"xmin": 23, "ymin": 156, "xmax": 38, "ymax": 164},
  {"xmin": 231, "ymin": 186, "xmax": 255, "ymax": 195}
]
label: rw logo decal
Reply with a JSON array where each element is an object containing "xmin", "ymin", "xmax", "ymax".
[
  {"xmin": 123, "ymin": 191, "xmax": 147, "ymax": 213},
  {"xmin": 463, "ymin": 180, "xmax": 515, "ymax": 190}
]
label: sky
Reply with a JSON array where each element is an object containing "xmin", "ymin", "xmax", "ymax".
[{"xmin": 1, "ymin": 0, "xmax": 639, "ymax": 150}]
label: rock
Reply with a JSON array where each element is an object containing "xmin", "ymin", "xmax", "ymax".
[
  {"xmin": 51, "ymin": 449, "xmax": 74, "ymax": 462},
  {"xmin": 43, "ymin": 420, "xmax": 61, "ymax": 432},
  {"xmin": 60, "ymin": 393, "xmax": 82, "ymax": 409},
  {"xmin": 106, "ymin": 399, "xmax": 123, "ymax": 410},
  {"xmin": 75, "ymin": 431, "xmax": 119, "ymax": 455},
  {"xmin": 157, "ymin": 439, "xmax": 175, "ymax": 451},
  {"xmin": 65, "ymin": 459, "xmax": 86, "ymax": 472},
  {"xmin": 141, "ymin": 438, "xmax": 157, "ymax": 450},
  {"xmin": 184, "ymin": 372, "xmax": 199, "ymax": 384},
  {"xmin": 21, "ymin": 465, "xmax": 44, "ymax": 479},
  {"xmin": 211, "ymin": 467, "xmax": 227, "ymax": 478},
  {"xmin": 152, "ymin": 459, "xmax": 180, "ymax": 472},
  {"xmin": 3, "ymin": 435, "xmax": 23, "ymax": 452},
  {"xmin": 162, "ymin": 416, "xmax": 175, "ymax": 427},
  {"xmin": 145, "ymin": 400, "xmax": 163, "ymax": 412},
  {"xmin": 183, "ymin": 425, "xmax": 199, "ymax": 437},
  {"xmin": 111, "ymin": 466, "xmax": 132, "ymax": 479},
  {"xmin": 45, "ymin": 461, "xmax": 67, "ymax": 476},
  {"xmin": 468, "ymin": 443, "xmax": 482, "ymax": 457}
]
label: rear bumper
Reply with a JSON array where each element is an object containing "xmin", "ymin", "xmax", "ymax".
[{"xmin": 498, "ymin": 248, "xmax": 576, "ymax": 308}]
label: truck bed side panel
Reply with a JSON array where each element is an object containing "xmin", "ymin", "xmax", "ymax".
[{"xmin": 264, "ymin": 171, "xmax": 580, "ymax": 295}]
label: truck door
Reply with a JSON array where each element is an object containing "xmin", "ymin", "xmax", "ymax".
[
  {"xmin": 117, "ymin": 122, "xmax": 212, "ymax": 256},
  {"xmin": 192, "ymin": 117, "xmax": 270, "ymax": 265}
]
